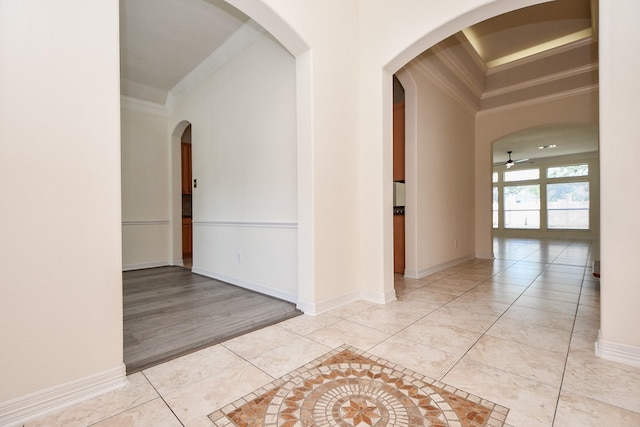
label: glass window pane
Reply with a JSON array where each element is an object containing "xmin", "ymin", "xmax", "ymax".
[
  {"xmin": 493, "ymin": 187, "xmax": 498, "ymax": 228},
  {"xmin": 504, "ymin": 168, "xmax": 539, "ymax": 182},
  {"xmin": 492, "ymin": 172, "xmax": 498, "ymax": 183},
  {"xmin": 504, "ymin": 185, "xmax": 540, "ymax": 229},
  {"xmin": 547, "ymin": 164, "xmax": 589, "ymax": 178},
  {"xmin": 547, "ymin": 182, "xmax": 590, "ymax": 229}
]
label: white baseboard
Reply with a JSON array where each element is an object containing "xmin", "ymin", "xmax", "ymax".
[
  {"xmin": 191, "ymin": 267, "xmax": 297, "ymax": 304},
  {"xmin": 475, "ymin": 252, "xmax": 494, "ymax": 260},
  {"xmin": 404, "ymin": 255, "xmax": 475, "ymax": 279},
  {"xmin": 595, "ymin": 330, "xmax": 640, "ymax": 368},
  {"xmin": 297, "ymin": 289, "xmax": 397, "ymax": 316},
  {"xmin": 122, "ymin": 261, "xmax": 170, "ymax": 271},
  {"xmin": 0, "ymin": 364, "xmax": 127, "ymax": 427},
  {"xmin": 297, "ymin": 291, "xmax": 362, "ymax": 316}
]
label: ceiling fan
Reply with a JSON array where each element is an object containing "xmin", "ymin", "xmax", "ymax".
[{"xmin": 495, "ymin": 151, "xmax": 533, "ymax": 169}]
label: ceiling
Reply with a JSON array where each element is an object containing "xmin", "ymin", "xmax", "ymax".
[
  {"xmin": 119, "ymin": 0, "xmax": 249, "ymax": 104},
  {"xmin": 119, "ymin": 0, "xmax": 599, "ymax": 162},
  {"xmin": 492, "ymin": 123, "xmax": 599, "ymax": 166},
  {"xmin": 464, "ymin": 0, "xmax": 595, "ymax": 68}
]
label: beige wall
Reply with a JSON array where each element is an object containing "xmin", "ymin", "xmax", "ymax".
[
  {"xmin": 399, "ymin": 65, "xmax": 476, "ymax": 278},
  {"xmin": 0, "ymin": 0, "xmax": 123, "ymax": 402},
  {"xmin": 599, "ymin": 0, "xmax": 640, "ymax": 349},
  {"xmin": 121, "ymin": 107, "xmax": 171, "ymax": 269}
]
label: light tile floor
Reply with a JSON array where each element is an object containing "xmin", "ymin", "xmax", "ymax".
[{"xmin": 26, "ymin": 238, "xmax": 640, "ymax": 426}]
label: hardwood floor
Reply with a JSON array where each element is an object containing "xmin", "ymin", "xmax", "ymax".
[{"xmin": 123, "ymin": 266, "xmax": 301, "ymax": 373}]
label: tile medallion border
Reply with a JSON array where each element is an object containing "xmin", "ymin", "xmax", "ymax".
[{"xmin": 209, "ymin": 344, "xmax": 509, "ymax": 427}]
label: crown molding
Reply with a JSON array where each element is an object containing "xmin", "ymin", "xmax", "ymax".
[
  {"xmin": 408, "ymin": 59, "xmax": 479, "ymax": 116},
  {"xmin": 169, "ymin": 19, "xmax": 266, "ymax": 102},
  {"xmin": 120, "ymin": 96, "xmax": 170, "ymax": 117},
  {"xmin": 486, "ymin": 36, "xmax": 597, "ymax": 76},
  {"xmin": 482, "ymin": 63, "xmax": 599, "ymax": 100},
  {"xmin": 477, "ymin": 84, "xmax": 599, "ymax": 116}
]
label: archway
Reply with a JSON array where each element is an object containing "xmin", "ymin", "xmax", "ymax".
[{"xmin": 171, "ymin": 120, "xmax": 193, "ymax": 267}]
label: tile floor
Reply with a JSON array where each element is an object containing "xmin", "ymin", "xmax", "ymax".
[{"xmin": 26, "ymin": 238, "xmax": 640, "ymax": 427}]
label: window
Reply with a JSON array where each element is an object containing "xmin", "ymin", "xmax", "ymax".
[
  {"xmin": 547, "ymin": 164, "xmax": 588, "ymax": 178},
  {"xmin": 504, "ymin": 185, "xmax": 540, "ymax": 229},
  {"xmin": 504, "ymin": 168, "xmax": 539, "ymax": 182},
  {"xmin": 493, "ymin": 161, "xmax": 592, "ymax": 232},
  {"xmin": 493, "ymin": 187, "xmax": 499, "ymax": 228},
  {"xmin": 547, "ymin": 182, "xmax": 589, "ymax": 229}
]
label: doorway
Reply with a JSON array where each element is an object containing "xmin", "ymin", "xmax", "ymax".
[{"xmin": 180, "ymin": 124, "xmax": 193, "ymax": 268}]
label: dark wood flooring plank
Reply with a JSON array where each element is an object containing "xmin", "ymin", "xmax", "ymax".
[{"xmin": 123, "ymin": 266, "xmax": 301, "ymax": 373}]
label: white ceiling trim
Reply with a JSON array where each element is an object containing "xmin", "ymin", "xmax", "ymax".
[
  {"xmin": 166, "ymin": 19, "xmax": 266, "ymax": 110},
  {"xmin": 486, "ymin": 36, "xmax": 596, "ymax": 75},
  {"xmin": 482, "ymin": 63, "xmax": 599, "ymax": 99},
  {"xmin": 478, "ymin": 84, "xmax": 599, "ymax": 116},
  {"xmin": 121, "ymin": 95, "xmax": 170, "ymax": 117}
]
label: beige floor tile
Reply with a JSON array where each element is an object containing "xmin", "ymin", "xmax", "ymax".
[
  {"xmin": 462, "ymin": 288, "xmax": 522, "ymax": 305},
  {"xmin": 423, "ymin": 281, "xmax": 477, "ymax": 295},
  {"xmin": 578, "ymin": 293, "xmax": 600, "ymax": 307},
  {"xmin": 348, "ymin": 306, "xmax": 421, "ymax": 334},
  {"xmin": 529, "ymin": 281, "xmax": 581, "ymax": 294},
  {"xmin": 246, "ymin": 335, "xmax": 331, "ymax": 378},
  {"xmin": 26, "ymin": 373, "xmax": 158, "ymax": 427},
  {"xmin": 305, "ymin": 319, "xmax": 391, "ymax": 350},
  {"xmin": 407, "ymin": 287, "xmax": 461, "ymax": 303},
  {"xmin": 277, "ymin": 313, "xmax": 341, "ymax": 335},
  {"xmin": 444, "ymin": 296, "xmax": 511, "ymax": 317},
  {"xmin": 522, "ymin": 287, "xmax": 580, "ymax": 303},
  {"xmin": 563, "ymin": 335, "xmax": 640, "ymax": 413},
  {"xmin": 397, "ymin": 317, "xmax": 482, "ymax": 356},
  {"xmin": 325, "ymin": 300, "xmax": 377, "ymax": 318},
  {"xmin": 486, "ymin": 316, "xmax": 571, "ymax": 354},
  {"xmin": 553, "ymin": 390, "xmax": 640, "ymax": 427},
  {"xmin": 380, "ymin": 297, "xmax": 442, "ymax": 317},
  {"xmin": 369, "ymin": 335, "xmax": 460, "ymax": 380},
  {"xmin": 502, "ymin": 305, "xmax": 575, "ymax": 332},
  {"xmin": 465, "ymin": 335, "xmax": 566, "ymax": 388},
  {"xmin": 576, "ymin": 303, "xmax": 600, "ymax": 319},
  {"xmin": 513, "ymin": 295, "xmax": 578, "ymax": 316},
  {"xmin": 443, "ymin": 358, "xmax": 559, "ymax": 427},
  {"xmin": 572, "ymin": 315, "xmax": 600, "ymax": 340},
  {"xmin": 164, "ymin": 362, "xmax": 273, "ymax": 427},
  {"xmin": 221, "ymin": 325, "xmax": 301, "ymax": 359},
  {"xmin": 92, "ymin": 398, "xmax": 182, "ymax": 427},
  {"xmin": 143, "ymin": 345, "xmax": 244, "ymax": 395},
  {"xmin": 424, "ymin": 305, "xmax": 499, "ymax": 334}
]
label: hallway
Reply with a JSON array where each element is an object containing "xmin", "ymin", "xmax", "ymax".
[{"xmin": 28, "ymin": 238, "xmax": 640, "ymax": 427}]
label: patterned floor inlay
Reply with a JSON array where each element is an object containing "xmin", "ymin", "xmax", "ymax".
[{"xmin": 209, "ymin": 345, "xmax": 509, "ymax": 426}]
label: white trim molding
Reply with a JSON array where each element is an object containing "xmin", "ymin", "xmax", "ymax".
[
  {"xmin": 595, "ymin": 330, "xmax": 640, "ymax": 368},
  {"xmin": 193, "ymin": 220, "xmax": 297, "ymax": 229},
  {"xmin": 120, "ymin": 95, "xmax": 170, "ymax": 117},
  {"xmin": 0, "ymin": 364, "xmax": 126, "ymax": 427},
  {"xmin": 192, "ymin": 267, "xmax": 297, "ymax": 304},
  {"xmin": 404, "ymin": 255, "xmax": 476, "ymax": 280},
  {"xmin": 122, "ymin": 261, "xmax": 171, "ymax": 271},
  {"xmin": 122, "ymin": 220, "xmax": 171, "ymax": 226},
  {"xmin": 296, "ymin": 289, "xmax": 397, "ymax": 316}
]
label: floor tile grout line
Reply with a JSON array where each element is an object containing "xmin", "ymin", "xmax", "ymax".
[{"xmin": 549, "ymin": 246, "xmax": 592, "ymax": 427}]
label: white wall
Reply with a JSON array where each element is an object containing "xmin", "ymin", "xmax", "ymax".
[
  {"xmin": 399, "ymin": 65, "xmax": 476, "ymax": 278},
  {"xmin": 170, "ymin": 32, "xmax": 299, "ymax": 302},
  {"xmin": 120, "ymin": 106, "xmax": 171, "ymax": 270},
  {"xmin": 598, "ymin": 0, "xmax": 640, "ymax": 356},
  {"xmin": 0, "ymin": 0, "xmax": 124, "ymax": 416}
]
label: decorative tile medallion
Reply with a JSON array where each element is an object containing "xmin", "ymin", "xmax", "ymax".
[{"xmin": 209, "ymin": 345, "xmax": 509, "ymax": 427}]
